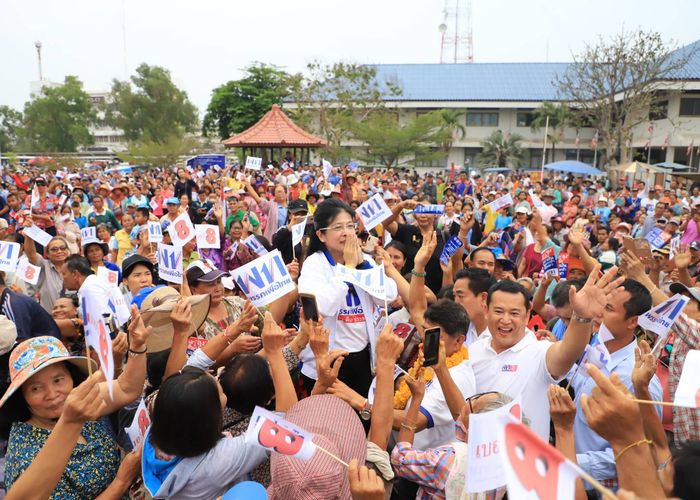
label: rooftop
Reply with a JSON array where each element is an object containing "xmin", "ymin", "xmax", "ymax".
[{"xmin": 222, "ymin": 104, "xmax": 327, "ymax": 148}]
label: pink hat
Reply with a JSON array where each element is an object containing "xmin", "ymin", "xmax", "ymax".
[
  {"xmin": 268, "ymin": 395, "xmax": 366, "ymax": 499},
  {"xmin": 0, "ymin": 336, "xmax": 96, "ymax": 407}
]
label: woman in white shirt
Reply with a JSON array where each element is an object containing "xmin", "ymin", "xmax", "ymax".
[{"xmin": 298, "ymin": 199, "xmax": 398, "ymax": 397}]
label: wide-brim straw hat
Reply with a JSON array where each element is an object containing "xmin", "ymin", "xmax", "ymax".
[{"xmin": 140, "ymin": 287, "xmax": 211, "ymax": 353}]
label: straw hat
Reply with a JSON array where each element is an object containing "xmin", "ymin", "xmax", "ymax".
[
  {"xmin": 139, "ymin": 287, "xmax": 211, "ymax": 353},
  {"xmin": 0, "ymin": 336, "xmax": 97, "ymax": 408}
]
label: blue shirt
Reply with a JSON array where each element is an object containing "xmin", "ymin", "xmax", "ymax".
[{"xmin": 572, "ymin": 338, "xmax": 663, "ymax": 482}]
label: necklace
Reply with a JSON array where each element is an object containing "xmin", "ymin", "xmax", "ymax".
[{"xmin": 393, "ymin": 346, "xmax": 468, "ymax": 410}]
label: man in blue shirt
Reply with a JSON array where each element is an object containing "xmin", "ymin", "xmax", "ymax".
[
  {"xmin": 0, "ymin": 273, "xmax": 61, "ymax": 341},
  {"xmin": 572, "ymin": 279, "xmax": 662, "ymax": 488}
]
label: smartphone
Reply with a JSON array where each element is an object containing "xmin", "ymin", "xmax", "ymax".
[
  {"xmin": 365, "ymin": 235, "xmax": 379, "ymax": 253},
  {"xmin": 636, "ymin": 239, "xmax": 653, "ymax": 260},
  {"xmin": 622, "ymin": 236, "xmax": 636, "ymax": 255},
  {"xmin": 299, "ymin": 293, "xmax": 319, "ymax": 322},
  {"xmin": 423, "ymin": 327, "xmax": 441, "ymax": 367}
]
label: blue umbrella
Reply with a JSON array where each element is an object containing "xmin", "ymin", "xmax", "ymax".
[{"xmin": 544, "ymin": 160, "xmax": 603, "ymax": 176}]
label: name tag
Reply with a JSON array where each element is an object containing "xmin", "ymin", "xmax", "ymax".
[{"xmin": 501, "ymin": 364, "xmax": 518, "ymax": 372}]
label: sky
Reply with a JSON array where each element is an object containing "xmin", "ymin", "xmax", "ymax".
[{"xmin": 1, "ymin": 0, "xmax": 699, "ymax": 116}]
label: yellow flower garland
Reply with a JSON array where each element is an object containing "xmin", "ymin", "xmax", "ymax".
[{"xmin": 393, "ymin": 346, "xmax": 468, "ymax": 410}]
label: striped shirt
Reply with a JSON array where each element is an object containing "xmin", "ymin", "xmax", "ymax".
[{"xmin": 668, "ymin": 312, "xmax": 700, "ymax": 443}]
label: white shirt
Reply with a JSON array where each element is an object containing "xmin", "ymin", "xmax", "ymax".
[
  {"xmin": 469, "ymin": 330, "xmax": 560, "ymax": 440},
  {"xmin": 464, "ymin": 323, "xmax": 490, "ymax": 347},
  {"xmin": 412, "ymin": 360, "xmax": 476, "ymax": 450}
]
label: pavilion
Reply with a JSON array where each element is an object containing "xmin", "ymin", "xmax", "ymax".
[{"xmin": 222, "ymin": 104, "xmax": 327, "ymax": 166}]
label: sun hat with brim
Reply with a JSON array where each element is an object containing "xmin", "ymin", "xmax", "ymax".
[
  {"xmin": 669, "ymin": 283, "xmax": 700, "ymax": 304},
  {"xmin": 0, "ymin": 336, "xmax": 97, "ymax": 408},
  {"xmin": 268, "ymin": 395, "xmax": 366, "ymax": 500},
  {"xmin": 140, "ymin": 287, "xmax": 211, "ymax": 353},
  {"xmin": 83, "ymin": 241, "xmax": 110, "ymax": 257},
  {"xmin": 186, "ymin": 259, "xmax": 228, "ymax": 285}
]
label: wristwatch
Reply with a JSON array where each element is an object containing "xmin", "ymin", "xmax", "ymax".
[{"xmin": 359, "ymin": 399, "xmax": 372, "ymax": 421}]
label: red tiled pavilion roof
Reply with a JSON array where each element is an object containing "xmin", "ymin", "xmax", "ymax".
[{"xmin": 222, "ymin": 104, "xmax": 328, "ymax": 148}]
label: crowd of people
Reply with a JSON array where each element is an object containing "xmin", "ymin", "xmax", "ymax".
[{"xmin": 0, "ymin": 158, "xmax": 697, "ymax": 499}]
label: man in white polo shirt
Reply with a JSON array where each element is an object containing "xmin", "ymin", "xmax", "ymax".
[{"xmin": 469, "ymin": 267, "xmax": 623, "ymax": 439}]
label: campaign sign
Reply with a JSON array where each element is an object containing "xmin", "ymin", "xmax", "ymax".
[
  {"xmin": 487, "ymin": 193, "xmax": 513, "ymax": 212},
  {"xmin": 245, "ymin": 406, "xmax": 316, "ymax": 460},
  {"xmin": 157, "ymin": 243, "xmax": 183, "ymax": 284},
  {"xmin": 541, "ymin": 247, "xmax": 557, "ymax": 276},
  {"xmin": 23, "ymin": 224, "xmax": 53, "ymax": 247},
  {"xmin": 245, "ymin": 156, "xmax": 263, "ymax": 171},
  {"xmin": 125, "ymin": 398, "xmax": 151, "ymax": 450},
  {"xmin": 466, "ymin": 398, "xmax": 522, "ymax": 492},
  {"xmin": 229, "ymin": 250, "xmax": 295, "ymax": 307},
  {"xmin": 0, "ymin": 242, "xmax": 20, "ymax": 272},
  {"xmin": 16, "ymin": 257, "xmax": 40, "ymax": 285},
  {"xmin": 147, "ymin": 221, "xmax": 163, "ymax": 243},
  {"xmin": 149, "ymin": 199, "xmax": 159, "ymax": 211},
  {"xmin": 529, "ymin": 189, "xmax": 545, "ymax": 209},
  {"xmin": 557, "ymin": 251, "xmax": 569, "ymax": 279},
  {"xmin": 322, "ymin": 159, "xmax": 333, "ymax": 179},
  {"xmin": 645, "ymin": 227, "xmax": 672, "ymax": 250},
  {"xmin": 195, "ymin": 224, "xmax": 220, "ymax": 249},
  {"xmin": 291, "ymin": 219, "xmax": 307, "ymax": 247},
  {"xmin": 80, "ymin": 294, "xmax": 115, "ymax": 398},
  {"xmin": 168, "ymin": 212, "xmax": 195, "ymax": 247},
  {"xmin": 440, "ymin": 235, "xmax": 464, "ymax": 265},
  {"xmin": 97, "ymin": 266, "xmax": 119, "ymax": 288},
  {"xmin": 335, "ymin": 263, "xmax": 387, "ymax": 300},
  {"xmin": 638, "ymin": 294, "xmax": 689, "ymax": 340},
  {"xmin": 81, "ymin": 226, "xmax": 98, "ymax": 245},
  {"xmin": 356, "ymin": 193, "xmax": 392, "ymax": 229},
  {"xmin": 242, "ymin": 235, "xmax": 269, "ymax": 256},
  {"xmin": 413, "ymin": 204, "xmax": 445, "ymax": 215},
  {"xmin": 674, "ymin": 350, "xmax": 700, "ymax": 408}
]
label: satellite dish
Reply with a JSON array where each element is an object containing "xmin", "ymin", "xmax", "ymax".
[{"xmin": 438, "ymin": 23, "xmax": 448, "ymax": 33}]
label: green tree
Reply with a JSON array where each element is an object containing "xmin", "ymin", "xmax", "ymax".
[
  {"xmin": 289, "ymin": 61, "xmax": 402, "ymax": 163},
  {"xmin": 477, "ymin": 130, "xmax": 524, "ymax": 168},
  {"xmin": 203, "ymin": 63, "xmax": 296, "ymax": 140},
  {"xmin": 106, "ymin": 63, "xmax": 198, "ymax": 144},
  {"xmin": 557, "ymin": 30, "xmax": 696, "ymax": 167},
  {"xmin": 21, "ymin": 76, "xmax": 95, "ymax": 152},
  {"xmin": 349, "ymin": 110, "xmax": 447, "ymax": 168},
  {"xmin": 531, "ymin": 102, "xmax": 575, "ymax": 163},
  {"xmin": 438, "ymin": 109, "xmax": 467, "ymax": 152},
  {"xmin": 121, "ymin": 134, "xmax": 197, "ymax": 168},
  {"xmin": 0, "ymin": 106, "xmax": 23, "ymax": 152}
]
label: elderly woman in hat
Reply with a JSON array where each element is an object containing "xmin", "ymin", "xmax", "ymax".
[
  {"xmin": 83, "ymin": 240, "xmax": 122, "ymax": 282},
  {"xmin": 0, "ymin": 306, "xmax": 152, "ymax": 498}
]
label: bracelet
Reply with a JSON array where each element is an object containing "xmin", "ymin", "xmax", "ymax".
[
  {"xmin": 400, "ymin": 422, "xmax": 417, "ymax": 432},
  {"xmin": 411, "ymin": 269, "xmax": 427, "ymax": 278},
  {"xmin": 128, "ymin": 346, "xmax": 147, "ymax": 355},
  {"xmin": 571, "ymin": 313, "xmax": 592, "ymax": 324},
  {"xmin": 615, "ymin": 438, "xmax": 651, "ymax": 461}
]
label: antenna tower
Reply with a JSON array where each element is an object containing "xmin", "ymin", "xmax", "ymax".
[{"xmin": 438, "ymin": 0, "xmax": 473, "ymax": 63}]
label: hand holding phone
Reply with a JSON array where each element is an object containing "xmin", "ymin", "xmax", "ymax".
[
  {"xmin": 423, "ymin": 327, "xmax": 440, "ymax": 367},
  {"xmin": 300, "ymin": 293, "xmax": 319, "ymax": 322}
]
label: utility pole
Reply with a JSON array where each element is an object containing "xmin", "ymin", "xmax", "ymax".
[{"xmin": 34, "ymin": 41, "xmax": 43, "ymax": 81}]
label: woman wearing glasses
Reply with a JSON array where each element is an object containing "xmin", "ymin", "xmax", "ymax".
[
  {"xmin": 297, "ymin": 198, "xmax": 398, "ymax": 397},
  {"xmin": 22, "ymin": 218, "xmax": 70, "ymax": 312}
]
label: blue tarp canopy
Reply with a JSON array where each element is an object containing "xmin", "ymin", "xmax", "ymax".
[
  {"xmin": 186, "ymin": 154, "xmax": 226, "ymax": 171},
  {"xmin": 655, "ymin": 161, "xmax": 691, "ymax": 171},
  {"xmin": 544, "ymin": 160, "xmax": 603, "ymax": 176},
  {"xmin": 483, "ymin": 167, "xmax": 512, "ymax": 173}
]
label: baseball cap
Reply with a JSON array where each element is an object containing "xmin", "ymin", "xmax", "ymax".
[
  {"xmin": 288, "ymin": 199, "xmax": 308, "ymax": 214},
  {"xmin": 668, "ymin": 217, "xmax": 681, "ymax": 226},
  {"xmin": 669, "ymin": 283, "xmax": 700, "ymax": 305},
  {"xmin": 496, "ymin": 256, "xmax": 515, "ymax": 271},
  {"xmin": 690, "ymin": 241, "xmax": 700, "ymax": 251},
  {"xmin": 515, "ymin": 206, "xmax": 531, "ymax": 215},
  {"xmin": 165, "ymin": 197, "xmax": 180, "ymax": 205},
  {"xmin": 122, "ymin": 254, "xmax": 155, "ymax": 280},
  {"xmin": 186, "ymin": 259, "xmax": 228, "ymax": 284}
]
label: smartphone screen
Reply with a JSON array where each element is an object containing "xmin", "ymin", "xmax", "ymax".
[
  {"xmin": 299, "ymin": 293, "xmax": 319, "ymax": 322},
  {"xmin": 423, "ymin": 327, "xmax": 440, "ymax": 367}
]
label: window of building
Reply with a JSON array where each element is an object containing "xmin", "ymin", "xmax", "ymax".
[
  {"xmin": 528, "ymin": 149, "xmax": 543, "ymax": 169},
  {"xmin": 464, "ymin": 148, "xmax": 481, "ymax": 168},
  {"xmin": 466, "ymin": 111, "xmax": 499, "ymax": 127},
  {"xmin": 649, "ymin": 100, "xmax": 669, "ymax": 121},
  {"xmin": 516, "ymin": 112, "xmax": 534, "ymax": 127},
  {"xmin": 680, "ymin": 98, "xmax": 700, "ymax": 116}
]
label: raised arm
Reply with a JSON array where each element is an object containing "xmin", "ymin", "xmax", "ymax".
[
  {"xmin": 369, "ymin": 323, "xmax": 404, "ymax": 449},
  {"xmin": 21, "ymin": 218, "xmax": 41, "ymax": 266},
  {"xmin": 408, "ymin": 231, "xmax": 437, "ymax": 322},
  {"xmin": 548, "ymin": 385, "xmax": 587, "ymax": 500},
  {"xmin": 546, "ymin": 265, "xmax": 624, "ymax": 379},
  {"xmin": 382, "ymin": 200, "xmax": 417, "ymax": 236},
  {"xmin": 261, "ymin": 312, "xmax": 297, "ymax": 412}
]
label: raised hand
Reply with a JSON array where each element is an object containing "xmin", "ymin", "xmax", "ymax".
[
  {"xmin": 347, "ymin": 458, "xmax": 385, "ymax": 500},
  {"xmin": 287, "ymin": 259, "xmax": 300, "ymax": 281},
  {"xmin": 548, "ymin": 384, "xmax": 576, "ymax": 432},
  {"xmin": 309, "ymin": 321, "xmax": 330, "ymax": 360},
  {"xmin": 632, "ymin": 339, "xmax": 656, "ymax": 392},
  {"xmin": 227, "ymin": 301, "xmax": 258, "ymax": 338},
  {"xmin": 374, "ymin": 246, "xmax": 393, "ymax": 272},
  {"xmin": 169, "ymin": 298, "xmax": 193, "ymax": 333},
  {"xmin": 414, "ymin": 231, "xmax": 437, "ymax": 271},
  {"xmin": 569, "ymin": 264, "xmax": 624, "ymax": 321},
  {"xmin": 127, "ymin": 305, "xmax": 152, "ymax": 351},
  {"xmin": 261, "ymin": 311, "xmax": 286, "ymax": 353},
  {"xmin": 375, "ymin": 322, "xmax": 403, "ymax": 365},
  {"xmin": 619, "ymin": 250, "xmax": 646, "ymax": 281},
  {"xmin": 405, "ymin": 367, "xmax": 426, "ymax": 401},
  {"xmin": 315, "ymin": 349, "xmax": 348, "ymax": 391},
  {"xmin": 567, "ymin": 220, "xmax": 586, "ymax": 246},
  {"xmin": 62, "ymin": 371, "xmax": 107, "ymax": 424},
  {"xmin": 674, "ymin": 243, "xmax": 692, "ymax": 270}
]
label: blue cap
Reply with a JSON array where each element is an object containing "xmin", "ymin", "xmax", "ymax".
[
  {"xmin": 222, "ymin": 481, "xmax": 267, "ymax": 500},
  {"xmin": 165, "ymin": 197, "xmax": 180, "ymax": 205},
  {"xmin": 131, "ymin": 285, "xmax": 165, "ymax": 309}
]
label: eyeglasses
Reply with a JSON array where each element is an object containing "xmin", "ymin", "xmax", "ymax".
[
  {"xmin": 465, "ymin": 391, "xmax": 499, "ymax": 414},
  {"xmin": 319, "ymin": 223, "xmax": 358, "ymax": 233},
  {"xmin": 49, "ymin": 245, "xmax": 68, "ymax": 253}
]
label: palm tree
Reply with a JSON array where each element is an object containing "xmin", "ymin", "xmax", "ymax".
[
  {"xmin": 439, "ymin": 109, "xmax": 467, "ymax": 152},
  {"xmin": 531, "ymin": 102, "xmax": 574, "ymax": 163},
  {"xmin": 477, "ymin": 130, "xmax": 524, "ymax": 169}
]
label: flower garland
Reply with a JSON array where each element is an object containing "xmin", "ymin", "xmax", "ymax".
[{"xmin": 393, "ymin": 346, "xmax": 468, "ymax": 410}]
